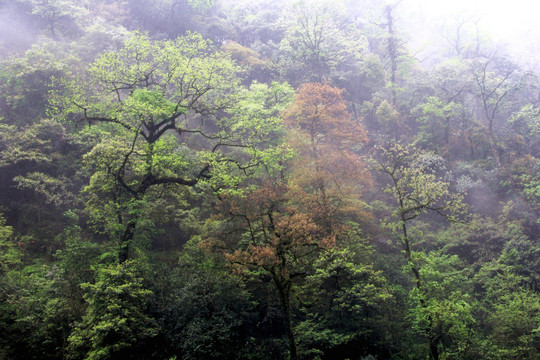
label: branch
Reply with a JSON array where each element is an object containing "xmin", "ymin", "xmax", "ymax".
[
  {"xmin": 181, "ymin": 128, "xmax": 224, "ymax": 140},
  {"xmin": 137, "ymin": 163, "xmax": 211, "ymax": 193},
  {"xmin": 76, "ymin": 103, "xmax": 136, "ymax": 132},
  {"xmin": 145, "ymin": 175, "xmax": 198, "ymax": 187},
  {"xmin": 115, "ymin": 126, "xmax": 142, "ymax": 196},
  {"xmin": 212, "ymin": 142, "xmax": 252, "ymax": 153}
]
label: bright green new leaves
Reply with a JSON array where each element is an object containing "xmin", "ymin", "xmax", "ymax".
[
  {"xmin": 488, "ymin": 289, "xmax": 540, "ymax": 359},
  {"xmin": 372, "ymin": 142, "xmax": 467, "ymax": 231},
  {"xmin": 227, "ymin": 81, "xmax": 293, "ymax": 144},
  {"xmin": 52, "ymin": 31, "xmax": 241, "ymax": 127},
  {"xmin": 408, "ymin": 252, "xmax": 476, "ymax": 358},
  {"xmin": 297, "ymin": 233, "xmax": 392, "ymax": 356},
  {"xmin": 221, "ymin": 81, "xmax": 295, "ymax": 183},
  {"xmin": 415, "ymin": 96, "xmax": 464, "ymax": 154},
  {"xmin": 189, "ymin": 81, "xmax": 295, "ymax": 195},
  {"xmin": 67, "ymin": 259, "xmax": 158, "ymax": 360},
  {"xmin": 0, "ymin": 215, "xmax": 20, "ymax": 274},
  {"xmin": 123, "ymin": 89, "xmax": 177, "ymax": 123},
  {"xmin": 371, "ymin": 142, "xmax": 469, "ymax": 359},
  {"xmin": 51, "ymin": 31, "xmax": 293, "ymax": 261},
  {"xmin": 187, "ymin": 0, "xmax": 215, "ymax": 12}
]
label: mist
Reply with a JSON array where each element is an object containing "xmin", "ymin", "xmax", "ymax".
[
  {"xmin": 0, "ymin": 1, "xmax": 38, "ymax": 54},
  {"xmin": 0, "ymin": 1, "xmax": 539, "ymax": 360}
]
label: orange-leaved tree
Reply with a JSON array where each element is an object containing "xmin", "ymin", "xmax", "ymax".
[
  {"xmin": 221, "ymin": 83, "xmax": 372, "ymax": 360},
  {"xmin": 283, "ymin": 82, "xmax": 371, "ymax": 231},
  {"xmin": 225, "ymin": 181, "xmax": 336, "ymax": 360}
]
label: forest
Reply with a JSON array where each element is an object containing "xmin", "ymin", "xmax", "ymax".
[{"xmin": 0, "ymin": 0, "xmax": 539, "ymax": 359}]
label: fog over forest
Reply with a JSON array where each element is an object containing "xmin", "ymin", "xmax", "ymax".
[
  {"xmin": 0, "ymin": 1, "xmax": 539, "ymax": 360},
  {"xmin": 401, "ymin": 0, "xmax": 540, "ymax": 70}
]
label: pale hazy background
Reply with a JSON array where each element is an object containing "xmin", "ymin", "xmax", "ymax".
[{"xmin": 401, "ymin": 0, "xmax": 540, "ymax": 69}]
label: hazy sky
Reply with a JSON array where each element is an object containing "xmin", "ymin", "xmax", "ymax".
[
  {"xmin": 410, "ymin": 0, "xmax": 540, "ymax": 37},
  {"xmin": 400, "ymin": 0, "xmax": 540, "ymax": 68}
]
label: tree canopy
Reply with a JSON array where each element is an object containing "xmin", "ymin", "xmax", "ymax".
[{"xmin": 1, "ymin": 1, "xmax": 539, "ymax": 359}]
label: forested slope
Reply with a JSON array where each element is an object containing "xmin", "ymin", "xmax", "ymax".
[{"xmin": 0, "ymin": 1, "xmax": 539, "ymax": 359}]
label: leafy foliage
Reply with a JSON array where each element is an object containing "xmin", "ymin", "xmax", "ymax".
[
  {"xmin": 67, "ymin": 258, "xmax": 158, "ymax": 360},
  {"xmin": 1, "ymin": 1, "xmax": 540, "ymax": 359}
]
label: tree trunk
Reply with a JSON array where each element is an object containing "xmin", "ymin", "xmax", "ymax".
[
  {"xmin": 401, "ymin": 210, "xmax": 440, "ymax": 360},
  {"xmin": 119, "ymin": 218, "xmax": 137, "ymax": 263},
  {"xmin": 386, "ymin": 5, "xmax": 398, "ymax": 106},
  {"xmin": 488, "ymin": 131, "xmax": 501, "ymax": 167},
  {"xmin": 429, "ymin": 335, "xmax": 440, "ymax": 360},
  {"xmin": 275, "ymin": 277, "xmax": 297, "ymax": 360}
]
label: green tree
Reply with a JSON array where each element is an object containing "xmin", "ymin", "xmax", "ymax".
[
  {"xmin": 0, "ymin": 214, "xmax": 19, "ymax": 275},
  {"xmin": 52, "ymin": 31, "xmax": 275, "ymax": 262},
  {"xmin": 17, "ymin": 0, "xmax": 88, "ymax": 39},
  {"xmin": 162, "ymin": 236, "xmax": 256, "ymax": 360},
  {"xmin": 469, "ymin": 53, "xmax": 529, "ymax": 167},
  {"xmin": 296, "ymin": 229, "xmax": 392, "ymax": 358},
  {"xmin": 506, "ymin": 105, "xmax": 540, "ymax": 157},
  {"xmin": 408, "ymin": 252, "xmax": 476, "ymax": 359},
  {"xmin": 67, "ymin": 257, "xmax": 158, "ymax": 360},
  {"xmin": 0, "ymin": 40, "xmax": 67, "ymax": 126},
  {"xmin": 277, "ymin": 0, "xmax": 367, "ymax": 84},
  {"xmin": 225, "ymin": 181, "xmax": 331, "ymax": 360},
  {"xmin": 421, "ymin": 59, "xmax": 480, "ymax": 161},
  {"xmin": 488, "ymin": 289, "xmax": 540, "ymax": 359},
  {"xmin": 371, "ymin": 142, "xmax": 468, "ymax": 360},
  {"xmin": 0, "ymin": 117, "xmax": 93, "ymax": 255},
  {"xmin": 223, "ymin": 83, "xmax": 371, "ymax": 360},
  {"xmin": 186, "ymin": 0, "xmax": 214, "ymax": 12},
  {"xmin": 414, "ymin": 96, "xmax": 463, "ymax": 156},
  {"xmin": 474, "ymin": 246, "xmax": 540, "ymax": 359}
]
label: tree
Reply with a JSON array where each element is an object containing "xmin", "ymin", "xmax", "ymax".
[
  {"xmin": 296, "ymin": 229, "xmax": 392, "ymax": 358},
  {"xmin": 421, "ymin": 59, "xmax": 481, "ymax": 160},
  {"xmin": 222, "ymin": 83, "xmax": 371, "ymax": 360},
  {"xmin": 0, "ymin": 214, "xmax": 18, "ymax": 275},
  {"xmin": 407, "ymin": 251, "xmax": 476, "ymax": 359},
  {"xmin": 0, "ymin": 40, "xmax": 67, "ymax": 126},
  {"xmin": 383, "ymin": 3, "xmax": 400, "ymax": 105},
  {"xmin": 371, "ymin": 142, "xmax": 467, "ymax": 360},
  {"xmin": 439, "ymin": 13, "xmax": 481, "ymax": 59},
  {"xmin": 488, "ymin": 288, "xmax": 540, "ymax": 359},
  {"xmin": 474, "ymin": 245, "xmax": 540, "ymax": 359},
  {"xmin": 222, "ymin": 0, "xmax": 285, "ymax": 48},
  {"xmin": 277, "ymin": 0, "xmax": 367, "ymax": 84},
  {"xmin": 506, "ymin": 104, "xmax": 540, "ymax": 158},
  {"xmin": 414, "ymin": 96, "xmax": 463, "ymax": 157},
  {"xmin": 162, "ymin": 235, "xmax": 258, "ymax": 360},
  {"xmin": 224, "ymin": 181, "xmax": 332, "ymax": 360},
  {"xmin": 0, "ymin": 216, "xmax": 88, "ymax": 360},
  {"xmin": 67, "ymin": 257, "xmax": 158, "ymax": 360},
  {"xmin": 469, "ymin": 52, "xmax": 528, "ymax": 166},
  {"xmin": 51, "ymin": 31, "xmax": 272, "ymax": 262},
  {"xmin": 18, "ymin": 0, "xmax": 88, "ymax": 39},
  {"xmin": 0, "ymin": 117, "xmax": 93, "ymax": 254},
  {"xmin": 283, "ymin": 82, "xmax": 370, "ymax": 231}
]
